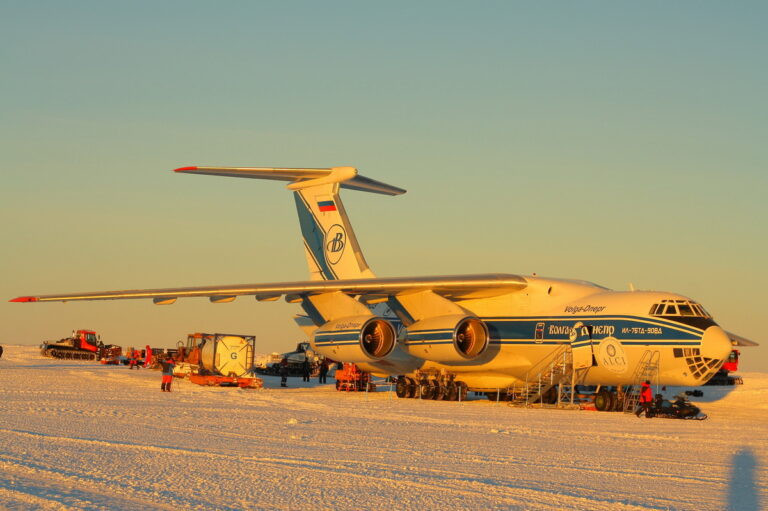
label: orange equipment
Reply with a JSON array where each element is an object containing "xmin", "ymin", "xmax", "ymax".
[{"xmin": 335, "ymin": 363, "xmax": 375, "ymax": 392}]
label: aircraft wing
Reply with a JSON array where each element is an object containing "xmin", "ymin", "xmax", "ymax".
[{"xmin": 10, "ymin": 273, "xmax": 527, "ymax": 304}]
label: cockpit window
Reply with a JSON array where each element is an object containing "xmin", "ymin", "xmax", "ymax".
[{"xmin": 649, "ymin": 299, "xmax": 711, "ymax": 318}]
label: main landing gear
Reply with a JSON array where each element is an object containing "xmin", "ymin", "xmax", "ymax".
[
  {"xmin": 395, "ymin": 375, "xmax": 468, "ymax": 401},
  {"xmin": 592, "ymin": 386, "xmax": 629, "ymax": 412}
]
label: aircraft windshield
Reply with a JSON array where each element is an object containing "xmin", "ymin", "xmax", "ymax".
[{"xmin": 649, "ymin": 299, "xmax": 711, "ymax": 318}]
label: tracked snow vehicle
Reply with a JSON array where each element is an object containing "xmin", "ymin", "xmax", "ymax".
[{"xmin": 40, "ymin": 329, "xmax": 102, "ymax": 360}]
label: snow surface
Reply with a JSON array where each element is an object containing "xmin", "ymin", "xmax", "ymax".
[{"xmin": 0, "ymin": 345, "xmax": 765, "ymax": 511}]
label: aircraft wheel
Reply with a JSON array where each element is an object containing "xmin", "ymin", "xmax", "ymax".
[
  {"xmin": 419, "ymin": 382, "xmax": 435, "ymax": 400},
  {"xmin": 540, "ymin": 386, "xmax": 558, "ymax": 404},
  {"xmin": 404, "ymin": 377, "xmax": 417, "ymax": 398},
  {"xmin": 432, "ymin": 381, "xmax": 445, "ymax": 400},
  {"xmin": 594, "ymin": 390, "xmax": 614, "ymax": 411},
  {"xmin": 445, "ymin": 382, "xmax": 458, "ymax": 401},
  {"xmin": 395, "ymin": 377, "xmax": 408, "ymax": 398},
  {"xmin": 456, "ymin": 381, "xmax": 468, "ymax": 402}
]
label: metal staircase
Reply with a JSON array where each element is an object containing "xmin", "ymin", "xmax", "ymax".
[
  {"xmin": 622, "ymin": 350, "xmax": 660, "ymax": 413},
  {"xmin": 508, "ymin": 344, "xmax": 580, "ymax": 407}
]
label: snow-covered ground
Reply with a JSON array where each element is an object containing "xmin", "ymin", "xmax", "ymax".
[{"xmin": 0, "ymin": 345, "xmax": 765, "ymax": 510}]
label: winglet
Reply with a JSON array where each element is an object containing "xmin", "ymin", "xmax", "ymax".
[
  {"xmin": 173, "ymin": 166, "xmax": 198, "ymax": 172},
  {"xmin": 10, "ymin": 296, "xmax": 38, "ymax": 302}
]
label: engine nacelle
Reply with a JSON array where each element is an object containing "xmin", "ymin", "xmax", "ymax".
[
  {"xmin": 403, "ymin": 315, "xmax": 489, "ymax": 363},
  {"xmin": 311, "ymin": 316, "xmax": 397, "ymax": 363}
]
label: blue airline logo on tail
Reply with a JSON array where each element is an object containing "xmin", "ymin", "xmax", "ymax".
[{"xmin": 325, "ymin": 224, "xmax": 346, "ymax": 265}]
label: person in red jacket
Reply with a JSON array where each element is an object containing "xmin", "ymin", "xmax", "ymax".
[
  {"xmin": 636, "ymin": 380, "xmax": 654, "ymax": 418},
  {"xmin": 159, "ymin": 355, "xmax": 176, "ymax": 392}
]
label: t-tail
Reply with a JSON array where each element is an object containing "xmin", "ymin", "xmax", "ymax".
[{"xmin": 173, "ymin": 166, "xmax": 405, "ymax": 280}]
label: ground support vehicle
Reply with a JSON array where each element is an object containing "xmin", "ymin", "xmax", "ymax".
[
  {"xmin": 99, "ymin": 345, "xmax": 123, "ymax": 365},
  {"xmin": 260, "ymin": 342, "xmax": 322, "ymax": 376},
  {"xmin": 173, "ymin": 333, "xmax": 262, "ymax": 389},
  {"xmin": 40, "ymin": 330, "xmax": 102, "ymax": 360},
  {"xmin": 651, "ymin": 393, "xmax": 708, "ymax": 420},
  {"xmin": 705, "ymin": 349, "xmax": 744, "ymax": 385},
  {"xmin": 335, "ymin": 363, "xmax": 375, "ymax": 392}
]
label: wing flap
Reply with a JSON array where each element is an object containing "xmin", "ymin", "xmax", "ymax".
[{"xmin": 10, "ymin": 274, "xmax": 527, "ymax": 304}]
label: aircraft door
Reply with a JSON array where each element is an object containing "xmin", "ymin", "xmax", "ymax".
[{"xmin": 569, "ymin": 322, "xmax": 596, "ymax": 369}]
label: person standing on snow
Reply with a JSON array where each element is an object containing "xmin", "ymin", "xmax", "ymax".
[
  {"xmin": 159, "ymin": 355, "xmax": 176, "ymax": 392},
  {"xmin": 279, "ymin": 358, "xmax": 289, "ymax": 387},
  {"xmin": 0, "ymin": 345, "xmax": 4, "ymax": 359},
  {"xmin": 128, "ymin": 350, "xmax": 138, "ymax": 370},
  {"xmin": 318, "ymin": 360, "xmax": 328, "ymax": 384},
  {"xmin": 636, "ymin": 380, "xmax": 654, "ymax": 418},
  {"xmin": 301, "ymin": 358, "xmax": 311, "ymax": 382}
]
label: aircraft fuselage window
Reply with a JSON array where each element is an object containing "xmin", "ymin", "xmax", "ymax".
[
  {"xmin": 678, "ymin": 304, "xmax": 694, "ymax": 316},
  {"xmin": 664, "ymin": 304, "xmax": 678, "ymax": 315}
]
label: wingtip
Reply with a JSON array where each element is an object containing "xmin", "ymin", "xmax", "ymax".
[
  {"xmin": 10, "ymin": 296, "xmax": 38, "ymax": 302},
  {"xmin": 173, "ymin": 166, "xmax": 198, "ymax": 173}
]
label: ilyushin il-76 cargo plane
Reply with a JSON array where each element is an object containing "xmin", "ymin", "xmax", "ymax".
[{"xmin": 12, "ymin": 166, "xmax": 758, "ymax": 407}]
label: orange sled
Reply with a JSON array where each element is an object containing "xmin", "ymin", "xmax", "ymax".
[{"xmin": 188, "ymin": 374, "xmax": 263, "ymax": 389}]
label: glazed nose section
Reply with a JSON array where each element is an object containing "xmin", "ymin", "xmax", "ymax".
[{"xmin": 700, "ymin": 325, "xmax": 733, "ymax": 360}]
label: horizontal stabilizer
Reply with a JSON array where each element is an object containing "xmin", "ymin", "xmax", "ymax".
[
  {"xmin": 726, "ymin": 331, "xmax": 760, "ymax": 347},
  {"xmin": 174, "ymin": 166, "xmax": 406, "ymax": 196}
]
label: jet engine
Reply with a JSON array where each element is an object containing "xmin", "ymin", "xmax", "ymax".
[
  {"xmin": 311, "ymin": 316, "xmax": 397, "ymax": 363},
  {"xmin": 403, "ymin": 315, "xmax": 489, "ymax": 363}
]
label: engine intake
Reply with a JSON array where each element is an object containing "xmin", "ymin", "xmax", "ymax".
[
  {"xmin": 311, "ymin": 316, "xmax": 396, "ymax": 363},
  {"xmin": 403, "ymin": 315, "xmax": 490, "ymax": 363}
]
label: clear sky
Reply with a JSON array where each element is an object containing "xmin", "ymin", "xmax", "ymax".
[{"xmin": 1, "ymin": 2, "xmax": 766, "ymax": 370}]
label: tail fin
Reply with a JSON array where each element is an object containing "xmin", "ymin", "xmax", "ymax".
[{"xmin": 173, "ymin": 166, "xmax": 405, "ymax": 280}]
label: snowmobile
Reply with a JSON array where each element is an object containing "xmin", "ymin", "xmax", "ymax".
[{"xmin": 652, "ymin": 393, "xmax": 707, "ymax": 420}]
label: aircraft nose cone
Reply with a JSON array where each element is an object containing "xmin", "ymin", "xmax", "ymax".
[{"xmin": 700, "ymin": 325, "xmax": 732, "ymax": 361}]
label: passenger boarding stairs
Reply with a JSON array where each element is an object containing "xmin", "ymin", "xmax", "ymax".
[
  {"xmin": 507, "ymin": 345, "xmax": 584, "ymax": 408},
  {"xmin": 622, "ymin": 350, "xmax": 660, "ymax": 413}
]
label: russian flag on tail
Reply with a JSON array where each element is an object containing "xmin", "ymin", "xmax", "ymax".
[{"xmin": 317, "ymin": 200, "xmax": 337, "ymax": 212}]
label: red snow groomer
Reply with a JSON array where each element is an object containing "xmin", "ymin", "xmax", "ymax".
[
  {"xmin": 40, "ymin": 329, "xmax": 102, "ymax": 360},
  {"xmin": 335, "ymin": 363, "xmax": 376, "ymax": 392}
]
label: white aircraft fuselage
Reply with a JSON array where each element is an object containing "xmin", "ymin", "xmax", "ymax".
[{"xmin": 342, "ymin": 277, "xmax": 732, "ymax": 390}]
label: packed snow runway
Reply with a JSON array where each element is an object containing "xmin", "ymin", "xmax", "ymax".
[{"xmin": 0, "ymin": 346, "xmax": 765, "ymax": 510}]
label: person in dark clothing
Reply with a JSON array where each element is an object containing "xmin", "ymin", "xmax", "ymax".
[
  {"xmin": 279, "ymin": 359, "xmax": 289, "ymax": 387},
  {"xmin": 318, "ymin": 360, "xmax": 328, "ymax": 384},
  {"xmin": 0, "ymin": 345, "xmax": 4, "ymax": 359},
  {"xmin": 636, "ymin": 380, "xmax": 654, "ymax": 418},
  {"xmin": 159, "ymin": 355, "xmax": 176, "ymax": 392},
  {"xmin": 301, "ymin": 359, "xmax": 311, "ymax": 382}
]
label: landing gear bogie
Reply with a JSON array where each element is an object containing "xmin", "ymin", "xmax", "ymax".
[{"xmin": 394, "ymin": 374, "xmax": 467, "ymax": 402}]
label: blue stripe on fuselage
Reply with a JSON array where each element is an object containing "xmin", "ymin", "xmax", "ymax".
[{"xmin": 313, "ymin": 315, "xmax": 703, "ymax": 349}]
